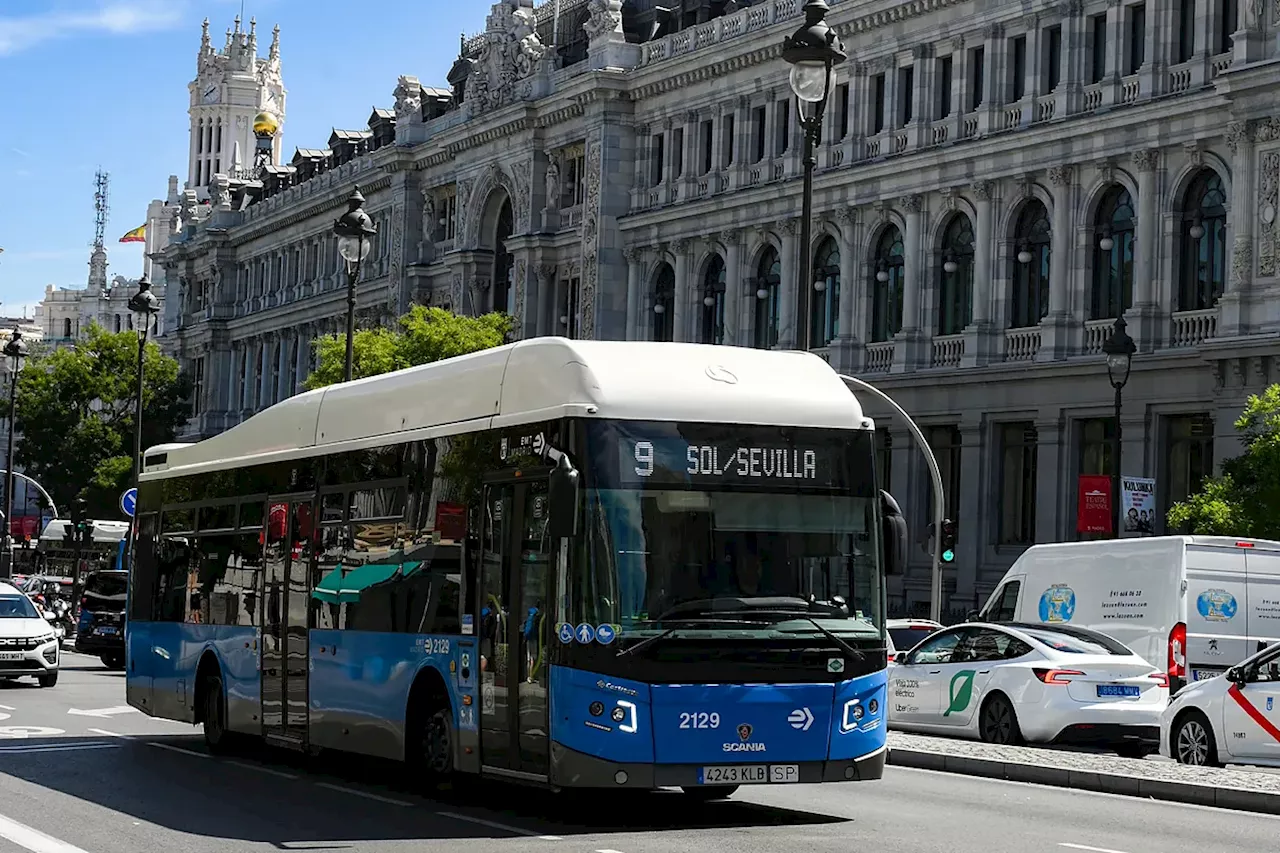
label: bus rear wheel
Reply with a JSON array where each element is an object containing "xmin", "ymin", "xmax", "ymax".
[{"xmin": 680, "ymin": 785, "xmax": 738, "ymax": 801}]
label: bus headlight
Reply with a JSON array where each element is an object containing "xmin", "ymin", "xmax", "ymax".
[
  {"xmin": 616, "ymin": 700, "xmax": 637, "ymax": 733},
  {"xmin": 841, "ymin": 699, "xmax": 863, "ymax": 733}
]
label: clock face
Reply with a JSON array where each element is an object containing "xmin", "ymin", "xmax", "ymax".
[{"xmin": 203, "ymin": 87, "xmax": 219, "ymax": 104}]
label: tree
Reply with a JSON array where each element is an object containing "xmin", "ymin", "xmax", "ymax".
[
  {"xmin": 1168, "ymin": 385, "xmax": 1280, "ymax": 539},
  {"xmin": 305, "ymin": 306, "xmax": 512, "ymax": 390},
  {"xmin": 0, "ymin": 325, "xmax": 190, "ymax": 520}
]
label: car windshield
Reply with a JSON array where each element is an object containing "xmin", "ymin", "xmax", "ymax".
[
  {"xmin": 1018, "ymin": 626, "xmax": 1131, "ymax": 655},
  {"xmin": 577, "ymin": 420, "xmax": 884, "ymax": 641},
  {"xmin": 0, "ymin": 595, "xmax": 39, "ymax": 619}
]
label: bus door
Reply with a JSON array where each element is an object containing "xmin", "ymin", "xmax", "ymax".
[
  {"xmin": 477, "ymin": 479, "xmax": 552, "ymax": 779},
  {"xmin": 260, "ymin": 498, "xmax": 314, "ymax": 746}
]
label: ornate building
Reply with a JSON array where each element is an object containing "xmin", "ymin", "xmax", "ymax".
[
  {"xmin": 160, "ymin": 0, "xmax": 1280, "ymax": 614},
  {"xmin": 33, "ymin": 246, "xmax": 167, "ymax": 346}
]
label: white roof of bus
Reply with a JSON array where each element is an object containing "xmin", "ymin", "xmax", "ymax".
[{"xmin": 143, "ymin": 338, "xmax": 870, "ymax": 478}]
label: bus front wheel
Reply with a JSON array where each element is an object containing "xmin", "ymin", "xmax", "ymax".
[
  {"xmin": 680, "ymin": 785, "xmax": 738, "ymax": 801},
  {"xmin": 201, "ymin": 671, "xmax": 231, "ymax": 753}
]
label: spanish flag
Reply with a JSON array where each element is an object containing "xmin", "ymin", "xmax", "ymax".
[{"xmin": 119, "ymin": 225, "xmax": 145, "ymax": 243}]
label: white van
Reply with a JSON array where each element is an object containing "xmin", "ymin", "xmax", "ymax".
[{"xmin": 977, "ymin": 536, "xmax": 1280, "ymax": 692}]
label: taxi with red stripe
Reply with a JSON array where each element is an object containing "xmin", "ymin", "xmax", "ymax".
[{"xmin": 1161, "ymin": 640, "xmax": 1280, "ymax": 766}]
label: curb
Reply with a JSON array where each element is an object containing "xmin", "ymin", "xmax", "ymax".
[{"xmin": 887, "ymin": 748, "xmax": 1280, "ymax": 815}]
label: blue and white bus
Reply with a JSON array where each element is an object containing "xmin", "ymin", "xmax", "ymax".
[{"xmin": 126, "ymin": 339, "xmax": 907, "ymax": 797}]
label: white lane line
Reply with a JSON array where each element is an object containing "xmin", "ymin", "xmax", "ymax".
[
  {"xmin": 1059, "ymin": 845, "xmax": 1131, "ymax": 853},
  {"xmin": 436, "ymin": 810, "xmax": 563, "ymax": 841},
  {"xmin": 596, "ymin": 849, "xmax": 628, "ymax": 853},
  {"xmin": 0, "ymin": 705, "xmax": 15, "ymax": 711},
  {"xmin": 314, "ymin": 782, "xmax": 412, "ymax": 806},
  {"xmin": 0, "ymin": 810, "xmax": 92, "ymax": 853},
  {"xmin": 87, "ymin": 729, "xmax": 126, "ymax": 738},
  {"xmin": 145, "ymin": 741, "xmax": 209, "ymax": 759},
  {"xmin": 227, "ymin": 759, "xmax": 298, "ymax": 779},
  {"xmin": 0, "ymin": 744, "xmax": 118, "ymax": 755}
]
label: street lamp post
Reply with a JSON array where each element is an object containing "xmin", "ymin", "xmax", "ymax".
[
  {"xmin": 1102, "ymin": 316, "xmax": 1136, "ymax": 539},
  {"xmin": 127, "ymin": 277, "xmax": 160, "ymax": 567},
  {"xmin": 2, "ymin": 329, "xmax": 27, "ymax": 578},
  {"xmin": 783, "ymin": 0, "xmax": 847, "ymax": 353},
  {"xmin": 333, "ymin": 187, "xmax": 378, "ymax": 382}
]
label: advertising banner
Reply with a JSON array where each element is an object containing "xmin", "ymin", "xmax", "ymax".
[
  {"xmin": 1077, "ymin": 475, "xmax": 1112, "ymax": 535},
  {"xmin": 1121, "ymin": 476, "xmax": 1157, "ymax": 535}
]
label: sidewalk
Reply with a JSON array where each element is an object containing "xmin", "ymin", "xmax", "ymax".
[{"xmin": 887, "ymin": 731, "xmax": 1280, "ymax": 814}]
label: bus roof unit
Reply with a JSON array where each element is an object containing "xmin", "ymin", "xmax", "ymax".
[{"xmin": 142, "ymin": 338, "xmax": 869, "ymax": 479}]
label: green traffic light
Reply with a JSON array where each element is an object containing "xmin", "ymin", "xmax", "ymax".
[{"xmin": 942, "ymin": 549, "xmax": 955, "ymax": 563}]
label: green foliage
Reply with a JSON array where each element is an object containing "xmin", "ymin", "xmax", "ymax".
[
  {"xmin": 305, "ymin": 306, "xmax": 512, "ymax": 390},
  {"xmin": 0, "ymin": 324, "xmax": 189, "ymax": 520},
  {"xmin": 1168, "ymin": 385, "xmax": 1280, "ymax": 539}
]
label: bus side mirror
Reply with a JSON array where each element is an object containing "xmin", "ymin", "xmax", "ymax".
[
  {"xmin": 880, "ymin": 490, "xmax": 907, "ymax": 576},
  {"xmin": 547, "ymin": 453, "xmax": 581, "ymax": 539}
]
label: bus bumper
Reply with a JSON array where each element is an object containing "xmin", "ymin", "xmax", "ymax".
[{"xmin": 548, "ymin": 741, "xmax": 886, "ymax": 789}]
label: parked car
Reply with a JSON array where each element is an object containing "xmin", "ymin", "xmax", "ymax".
[
  {"xmin": 887, "ymin": 618, "xmax": 942, "ymax": 660},
  {"xmin": 0, "ymin": 581, "xmax": 61, "ymax": 687},
  {"xmin": 1161, "ymin": 640, "xmax": 1280, "ymax": 767},
  {"xmin": 74, "ymin": 569, "xmax": 127, "ymax": 669},
  {"xmin": 976, "ymin": 536, "xmax": 1280, "ymax": 694},
  {"xmin": 888, "ymin": 621, "xmax": 1167, "ymax": 757}
]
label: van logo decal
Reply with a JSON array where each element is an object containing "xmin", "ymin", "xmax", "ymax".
[
  {"xmin": 1038, "ymin": 585, "xmax": 1076, "ymax": 623},
  {"xmin": 1197, "ymin": 589, "xmax": 1237, "ymax": 622}
]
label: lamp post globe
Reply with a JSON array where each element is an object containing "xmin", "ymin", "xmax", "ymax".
[
  {"xmin": 128, "ymin": 276, "xmax": 160, "ymax": 339},
  {"xmin": 1101, "ymin": 316, "xmax": 1137, "ymax": 539},
  {"xmin": 333, "ymin": 186, "xmax": 380, "ymax": 382}
]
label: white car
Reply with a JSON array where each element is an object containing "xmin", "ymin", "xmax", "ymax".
[
  {"xmin": 1161, "ymin": 641, "xmax": 1280, "ymax": 767},
  {"xmin": 888, "ymin": 621, "xmax": 1168, "ymax": 757},
  {"xmin": 0, "ymin": 583, "xmax": 61, "ymax": 688},
  {"xmin": 887, "ymin": 618, "xmax": 942, "ymax": 660}
]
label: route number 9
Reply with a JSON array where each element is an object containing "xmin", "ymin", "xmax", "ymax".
[{"xmin": 634, "ymin": 441, "xmax": 654, "ymax": 477}]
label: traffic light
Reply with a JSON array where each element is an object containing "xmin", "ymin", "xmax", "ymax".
[{"xmin": 940, "ymin": 519, "xmax": 957, "ymax": 564}]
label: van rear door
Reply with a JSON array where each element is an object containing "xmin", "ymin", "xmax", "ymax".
[
  {"xmin": 1185, "ymin": 542, "xmax": 1248, "ymax": 682},
  {"xmin": 1244, "ymin": 545, "xmax": 1280, "ymax": 654}
]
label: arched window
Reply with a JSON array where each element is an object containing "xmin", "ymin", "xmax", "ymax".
[
  {"xmin": 753, "ymin": 247, "xmax": 781, "ymax": 349},
  {"xmin": 811, "ymin": 237, "xmax": 840, "ymax": 347},
  {"xmin": 62, "ymin": 318, "xmax": 72, "ymax": 338},
  {"xmin": 491, "ymin": 198, "xmax": 514, "ymax": 314},
  {"xmin": 871, "ymin": 226, "xmax": 905, "ymax": 343},
  {"xmin": 651, "ymin": 262, "xmax": 675, "ymax": 342},
  {"xmin": 937, "ymin": 214, "xmax": 975, "ymax": 336},
  {"xmin": 1178, "ymin": 169, "xmax": 1227, "ymax": 312},
  {"xmin": 700, "ymin": 255, "xmax": 727, "ymax": 344},
  {"xmin": 1010, "ymin": 201, "xmax": 1052, "ymax": 328},
  {"xmin": 1091, "ymin": 185, "xmax": 1135, "ymax": 319}
]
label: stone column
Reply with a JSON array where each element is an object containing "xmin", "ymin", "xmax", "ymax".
[
  {"xmin": 256, "ymin": 337, "xmax": 271, "ymax": 411},
  {"xmin": 955, "ymin": 421, "xmax": 984, "ymax": 608},
  {"xmin": 295, "ymin": 327, "xmax": 310, "ymax": 392},
  {"xmin": 536, "ymin": 264, "xmax": 556, "ymax": 337},
  {"xmin": 1130, "ymin": 148, "xmax": 1160, "ymax": 348},
  {"xmin": 1033, "ymin": 418, "xmax": 1065, "ymax": 544},
  {"xmin": 672, "ymin": 238, "xmax": 691, "ymax": 343},
  {"xmin": 1039, "ymin": 165, "xmax": 1076, "ymax": 361},
  {"xmin": 1219, "ymin": 121, "xmax": 1257, "ymax": 337},
  {"xmin": 721, "ymin": 229, "xmax": 743, "ymax": 346},
  {"xmin": 977, "ymin": 24, "xmax": 1004, "ymax": 133},
  {"xmin": 964, "ymin": 180, "xmax": 996, "ymax": 367},
  {"xmin": 623, "ymin": 248, "xmax": 642, "ymax": 341},
  {"xmin": 778, "ymin": 218, "xmax": 800, "ymax": 349},
  {"xmin": 893, "ymin": 195, "xmax": 925, "ymax": 372},
  {"xmin": 833, "ymin": 207, "xmax": 862, "ymax": 371}
]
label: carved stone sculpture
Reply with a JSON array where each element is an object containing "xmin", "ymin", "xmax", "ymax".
[
  {"xmin": 544, "ymin": 156, "xmax": 560, "ymax": 210},
  {"xmin": 584, "ymin": 0, "xmax": 624, "ymax": 40},
  {"xmin": 421, "ymin": 189, "xmax": 436, "ymax": 243},
  {"xmin": 393, "ymin": 75, "xmax": 423, "ymax": 122}
]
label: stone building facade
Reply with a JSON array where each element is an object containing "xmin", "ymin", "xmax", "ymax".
[
  {"xmin": 33, "ymin": 246, "xmax": 167, "ymax": 346},
  {"xmin": 160, "ymin": 0, "xmax": 1280, "ymax": 615}
]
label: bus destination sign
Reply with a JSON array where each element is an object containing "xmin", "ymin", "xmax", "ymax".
[{"xmin": 621, "ymin": 438, "xmax": 840, "ymax": 488}]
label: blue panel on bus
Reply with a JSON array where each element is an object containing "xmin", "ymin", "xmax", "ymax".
[
  {"xmin": 125, "ymin": 622, "xmax": 260, "ymax": 725},
  {"xmin": 827, "ymin": 669, "xmax": 888, "ymax": 761},
  {"xmin": 650, "ymin": 681, "xmax": 835, "ymax": 763},
  {"xmin": 548, "ymin": 666, "xmax": 654, "ymax": 764}
]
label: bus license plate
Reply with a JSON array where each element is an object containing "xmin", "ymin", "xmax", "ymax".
[
  {"xmin": 769, "ymin": 764, "xmax": 800, "ymax": 783},
  {"xmin": 699, "ymin": 765, "xmax": 766, "ymax": 785}
]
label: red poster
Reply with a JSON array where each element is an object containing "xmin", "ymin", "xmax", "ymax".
[
  {"xmin": 435, "ymin": 502, "xmax": 466, "ymax": 542},
  {"xmin": 1077, "ymin": 475, "xmax": 1113, "ymax": 535}
]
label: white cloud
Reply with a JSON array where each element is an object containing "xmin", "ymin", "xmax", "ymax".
[{"xmin": 0, "ymin": 2, "xmax": 184, "ymax": 56}]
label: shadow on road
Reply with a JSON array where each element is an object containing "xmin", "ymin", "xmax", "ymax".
[{"xmin": 0, "ymin": 733, "xmax": 848, "ymax": 846}]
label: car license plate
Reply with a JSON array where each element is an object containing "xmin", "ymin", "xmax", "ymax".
[
  {"xmin": 97, "ymin": 627, "xmax": 117, "ymax": 635},
  {"xmin": 0, "ymin": 653, "xmax": 23, "ymax": 661},
  {"xmin": 1192, "ymin": 669, "xmax": 1222, "ymax": 682},
  {"xmin": 1097, "ymin": 684, "xmax": 1141, "ymax": 697},
  {"xmin": 699, "ymin": 765, "xmax": 767, "ymax": 785}
]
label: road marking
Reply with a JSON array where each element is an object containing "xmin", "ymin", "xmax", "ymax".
[
  {"xmin": 227, "ymin": 759, "xmax": 298, "ymax": 779},
  {"xmin": 1059, "ymin": 844, "xmax": 1131, "ymax": 853},
  {"xmin": 0, "ymin": 810, "xmax": 92, "ymax": 853},
  {"xmin": 67, "ymin": 706, "xmax": 137, "ymax": 718},
  {"xmin": 0, "ymin": 727, "xmax": 63, "ymax": 739},
  {"xmin": 436, "ymin": 810, "xmax": 562, "ymax": 841},
  {"xmin": 596, "ymin": 849, "xmax": 628, "ymax": 853},
  {"xmin": 0, "ymin": 705, "xmax": 15, "ymax": 711},
  {"xmin": 86, "ymin": 729, "xmax": 126, "ymax": 738},
  {"xmin": 0, "ymin": 743, "xmax": 118, "ymax": 755},
  {"xmin": 315, "ymin": 782, "xmax": 412, "ymax": 806},
  {"xmin": 145, "ymin": 742, "xmax": 209, "ymax": 759}
]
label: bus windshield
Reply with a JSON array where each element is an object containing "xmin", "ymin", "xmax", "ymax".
[{"xmin": 581, "ymin": 420, "xmax": 883, "ymax": 641}]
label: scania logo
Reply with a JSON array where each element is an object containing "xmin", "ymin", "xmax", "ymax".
[
  {"xmin": 737, "ymin": 723, "xmax": 753, "ymax": 742},
  {"xmin": 705, "ymin": 365, "xmax": 738, "ymax": 384}
]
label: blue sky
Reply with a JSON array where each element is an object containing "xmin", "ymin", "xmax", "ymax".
[{"xmin": 0, "ymin": 0, "xmax": 480, "ymax": 317}]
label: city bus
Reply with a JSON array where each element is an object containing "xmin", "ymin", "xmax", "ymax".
[{"xmin": 126, "ymin": 338, "xmax": 907, "ymax": 796}]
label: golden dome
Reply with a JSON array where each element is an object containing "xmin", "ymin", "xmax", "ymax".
[{"xmin": 253, "ymin": 111, "xmax": 280, "ymax": 137}]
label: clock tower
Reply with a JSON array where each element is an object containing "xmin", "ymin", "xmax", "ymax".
[{"xmin": 187, "ymin": 16, "xmax": 286, "ymax": 197}]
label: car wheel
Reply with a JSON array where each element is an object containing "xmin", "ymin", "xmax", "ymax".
[
  {"xmin": 37, "ymin": 672, "xmax": 58, "ymax": 688},
  {"xmin": 201, "ymin": 672, "xmax": 231, "ymax": 753},
  {"xmin": 416, "ymin": 706, "xmax": 455, "ymax": 781},
  {"xmin": 680, "ymin": 785, "xmax": 739, "ymax": 801},
  {"xmin": 1173, "ymin": 712, "xmax": 1221, "ymax": 767},
  {"xmin": 978, "ymin": 694, "xmax": 1023, "ymax": 746},
  {"xmin": 101, "ymin": 653, "xmax": 125, "ymax": 670}
]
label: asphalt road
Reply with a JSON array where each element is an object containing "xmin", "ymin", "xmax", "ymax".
[{"xmin": 0, "ymin": 652, "xmax": 1270, "ymax": 853}]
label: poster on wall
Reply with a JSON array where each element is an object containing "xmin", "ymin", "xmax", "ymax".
[
  {"xmin": 1077, "ymin": 475, "xmax": 1112, "ymax": 535},
  {"xmin": 1121, "ymin": 476, "xmax": 1157, "ymax": 535}
]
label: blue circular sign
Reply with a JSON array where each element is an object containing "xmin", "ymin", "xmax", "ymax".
[
  {"xmin": 595, "ymin": 624, "xmax": 617, "ymax": 645},
  {"xmin": 1038, "ymin": 585, "xmax": 1076, "ymax": 623},
  {"xmin": 120, "ymin": 488, "xmax": 137, "ymax": 518},
  {"xmin": 575, "ymin": 623, "xmax": 596, "ymax": 644},
  {"xmin": 557, "ymin": 622, "xmax": 575, "ymax": 644}
]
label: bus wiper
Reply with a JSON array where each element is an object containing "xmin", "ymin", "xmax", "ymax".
[
  {"xmin": 615, "ymin": 618, "xmax": 765, "ymax": 658},
  {"xmin": 738, "ymin": 609, "xmax": 868, "ymax": 662}
]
